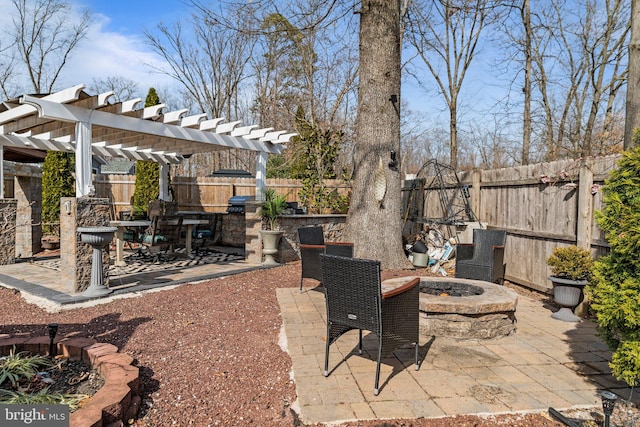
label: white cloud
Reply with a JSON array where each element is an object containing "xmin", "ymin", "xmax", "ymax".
[
  {"xmin": 59, "ymin": 11, "xmax": 176, "ymax": 94},
  {"xmin": 0, "ymin": 0, "xmax": 177, "ymax": 96}
]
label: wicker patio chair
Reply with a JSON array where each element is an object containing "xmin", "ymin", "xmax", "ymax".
[
  {"xmin": 298, "ymin": 226, "xmax": 354, "ymax": 292},
  {"xmin": 141, "ymin": 215, "xmax": 183, "ymax": 261},
  {"xmin": 454, "ymin": 228, "xmax": 507, "ymax": 284},
  {"xmin": 319, "ymin": 253, "xmax": 420, "ymax": 395}
]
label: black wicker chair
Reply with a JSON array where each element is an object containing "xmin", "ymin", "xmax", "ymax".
[
  {"xmin": 454, "ymin": 229, "xmax": 507, "ymax": 284},
  {"xmin": 298, "ymin": 226, "xmax": 353, "ymax": 292},
  {"xmin": 319, "ymin": 253, "xmax": 420, "ymax": 395}
]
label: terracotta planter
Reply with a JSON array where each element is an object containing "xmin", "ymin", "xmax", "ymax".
[{"xmin": 41, "ymin": 237, "xmax": 60, "ymax": 250}]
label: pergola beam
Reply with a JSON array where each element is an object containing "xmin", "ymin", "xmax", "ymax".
[
  {"xmin": 0, "ymin": 85, "xmax": 295, "ymax": 199},
  {"xmin": 20, "ymin": 95, "xmax": 286, "ymax": 155}
]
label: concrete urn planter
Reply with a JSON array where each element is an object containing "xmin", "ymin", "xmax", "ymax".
[
  {"xmin": 260, "ymin": 230, "xmax": 283, "ymax": 266},
  {"xmin": 78, "ymin": 226, "xmax": 118, "ymax": 297},
  {"xmin": 548, "ymin": 276, "xmax": 588, "ymax": 322}
]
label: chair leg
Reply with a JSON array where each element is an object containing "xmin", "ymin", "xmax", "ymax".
[
  {"xmin": 358, "ymin": 329, "xmax": 363, "ymax": 355},
  {"xmin": 299, "ymin": 278, "xmax": 304, "ymax": 293},
  {"xmin": 415, "ymin": 342, "xmax": 420, "ymax": 370},
  {"xmin": 374, "ymin": 338, "xmax": 382, "ymax": 396},
  {"xmin": 324, "ymin": 324, "xmax": 331, "ymax": 377}
]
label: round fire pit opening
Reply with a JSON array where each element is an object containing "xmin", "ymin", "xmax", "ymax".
[{"xmin": 419, "ymin": 281, "xmax": 484, "ymax": 297}]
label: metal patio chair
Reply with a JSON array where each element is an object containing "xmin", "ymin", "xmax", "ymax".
[
  {"xmin": 319, "ymin": 253, "xmax": 420, "ymax": 395},
  {"xmin": 119, "ymin": 211, "xmax": 143, "ymax": 251},
  {"xmin": 454, "ymin": 228, "xmax": 507, "ymax": 284},
  {"xmin": 298, "ymin": 226, "xmax": 354, "ymax": 292},
  {"xmin": 141, "ymin": 215, "xmax": 183, "ymax": 261},
  {"xmin": 191, "ymin": 213, "xmax": 220, "ymax": 255}
]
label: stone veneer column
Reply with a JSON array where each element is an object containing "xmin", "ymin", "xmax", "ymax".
[
  {"xmin": 14, "ymin": 175, "xmax": 42, "ymax": 258},
  {"xmin": 0, "ymin": 199, "xmax": 17, "ymax": 265},
  {"xmin": 244, "ymin": 201, "xmax": 262, "ymax": 264},
  {"xmin": 60, "ymin": 197, "xmax": 111, "ymax": 293}
]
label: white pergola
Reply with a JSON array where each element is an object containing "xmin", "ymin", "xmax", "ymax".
[{"xmin": 0, "ymin": 84, "xmax": 295, "ymax": 200}]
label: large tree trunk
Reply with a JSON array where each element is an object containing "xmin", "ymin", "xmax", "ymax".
[
  {"xmin": 345, "ymin": 0, "xmax": 407, "ymax": 269},
  {"xmin": 625, "ymin": 0, "xmax": 640, "ymax": 149}
]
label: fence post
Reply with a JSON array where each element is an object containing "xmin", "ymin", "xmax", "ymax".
[
  {"xmin": 576, "ymin": 158, "xmax": 594, "ymax": 250},
  {"xmin": 471, "ymin": 169, "xmax": 481, "ymax": 221}
]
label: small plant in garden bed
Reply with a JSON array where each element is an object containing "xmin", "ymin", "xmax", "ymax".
[{"xmin": 0, "ymin": 346, "xmax": 102, "ymax": 411}]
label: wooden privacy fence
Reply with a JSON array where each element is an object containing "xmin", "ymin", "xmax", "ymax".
[
  {"xmin": 95, "ymin": 155, "xmax": 620, "ymax": 293},
  {"xmin": 93, "ymin": 175, "xmax": 350, "ymax": 216},
  {"xmin": 403, "ymin": 154, "xmax": 620, "ymax": 293}
]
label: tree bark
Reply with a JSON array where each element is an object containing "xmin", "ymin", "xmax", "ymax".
[
  {"xmin": 625, "ymin": 0, "xmax": 640, "ymax": 149},
  {"xmin": 345, "ymin": 0, "xmax": 407, "ymax": 269}
]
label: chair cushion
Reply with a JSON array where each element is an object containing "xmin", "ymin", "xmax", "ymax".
[
  {"xmin": 143, "ymin": 234, "xmax": 169, "ymax": 244},
  {"xmin": 193, "ymin": 229, "xmax": 212, "ymax": 239},
  {"xmin": 123, "ymin": 231, "xmax": 136, "ymax": 241}
]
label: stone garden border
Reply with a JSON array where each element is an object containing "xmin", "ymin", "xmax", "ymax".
[{"xmin": 0, "ymin": 334, "xmax": 141, "ymax": 427}]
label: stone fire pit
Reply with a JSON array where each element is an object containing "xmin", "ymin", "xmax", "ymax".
[{"xmin": 383, "ymin": 276, "xmax": 519, "ymax": 340}]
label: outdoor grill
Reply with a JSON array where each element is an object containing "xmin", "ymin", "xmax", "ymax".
[{"xmin": 226, "ymin": 196, "xmax": 253, "ymax": 214}]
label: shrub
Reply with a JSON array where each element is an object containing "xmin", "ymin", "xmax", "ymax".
[
  {"xmin": 586, "ymin": 140, "xmax": 640, "ymax": 387},
  {"xmin": 546, "ymin": 246, "xmax": 594, "ymax": 282},
  {"xmin": 41, "ymin": 151, "xmax": 75, "ymax": 235},
  {"xmin": 260, "ymin": 188, "xmax": 287, "ymax": 230},
  {"xmin": 132, "ymin": 160, "xmax": 159, "ymax": 216}
]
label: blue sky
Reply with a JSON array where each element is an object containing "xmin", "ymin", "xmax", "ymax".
[
  {"xmin": 53, "ymin": 0, "xmax": 191, "ymax": 92},
  {"xmin": 78, "ymin": 0, "xmax": 189, "ymax": 35},
  {"xmin": 0, "ymin": 0, "xmax": 486, "ymax": 121}
]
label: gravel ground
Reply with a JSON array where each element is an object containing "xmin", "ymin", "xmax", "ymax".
[{"xmin": 0, "ymin": 262, "xmax": 607, "ymax": 426}]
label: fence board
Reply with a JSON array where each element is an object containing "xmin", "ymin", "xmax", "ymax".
[
  {"xmin": 410, "ymin": 154, "xmax": 621, "ymax": 293},
  {"xmin": 90, "ymin": 154, "xmax": 625, "ymax": 293},
  {"xmin": 94, "ymin": 175, "xmax": 349, "ymax": 215}
]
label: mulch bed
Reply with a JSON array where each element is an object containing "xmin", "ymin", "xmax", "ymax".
[{"xmin": 0, "ymin": 261, "xmax": 636, "ymax": 426}]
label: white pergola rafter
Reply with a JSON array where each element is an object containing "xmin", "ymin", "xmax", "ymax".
[{"xmin": 0, "ymin": 84, "xmax": 295, "ymax": 199}]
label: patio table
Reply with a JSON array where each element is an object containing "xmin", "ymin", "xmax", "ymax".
[{"xmin": 109, "ymin": 218, "xmax": 208, "ymax": 266}]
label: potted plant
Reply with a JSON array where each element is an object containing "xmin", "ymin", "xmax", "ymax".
[
  {"xmin": 259, "ymin": 188, "xmax": 288, "ymax": 265},
  {"xmin": 546, "ymin": 245, "xmax": 594, "ymax": 322}
]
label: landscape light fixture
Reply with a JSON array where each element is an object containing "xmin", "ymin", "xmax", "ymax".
[
  {"xmin": 601, "ymin": 390, "xmax": 617, "ymax": 427},
  {"xmin": 48, "ymin": 323, "xmax": 58, "ymax": 358}
]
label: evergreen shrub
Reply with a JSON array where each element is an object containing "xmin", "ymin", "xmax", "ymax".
[
  {"xmin": 587, "ymin": 136, "xmax": 640, "ymax": 387},
  {"xmin": 41, "ymin": 151, "xmax": 75, "ymax": 235}
]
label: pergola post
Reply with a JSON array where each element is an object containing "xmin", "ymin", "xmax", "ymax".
[
  {"xmin": 75, "ymin": 120, "xmax": 94, "ymax": 197},
  {"xmin": 256, "ymin": 151, "xmax": 268, "ymax": 201},
  {"xmin": 0, "ymin": 142, "xmax": 4, "ymax": 199},
  {"xmin": 159, "ymin": 162, "xmax": 170, "ymax": 201}
]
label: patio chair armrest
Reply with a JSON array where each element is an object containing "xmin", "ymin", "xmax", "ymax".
[
  {"xmin": 299, "ymin": 243, "xmax": 326, "ymax": 250},
  {"xmin": 382, "ymin": 277, "xmax": 420, "ymax": 299},
  {"xmin": 493, "ymin": 245, "xmax": 505, "ymax": 265},
  {"xmin": 326, "ymin": 241, "xmax": 353, "ymax": 247}
]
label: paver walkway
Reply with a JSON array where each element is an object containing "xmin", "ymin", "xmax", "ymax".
[
  {"xmin": 0, "ymin": 248, "xmax": 261, "ymax": 308},
  {"xmin": 277, "ymin": 286, "xmax": 637, "ymax": 425}
]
